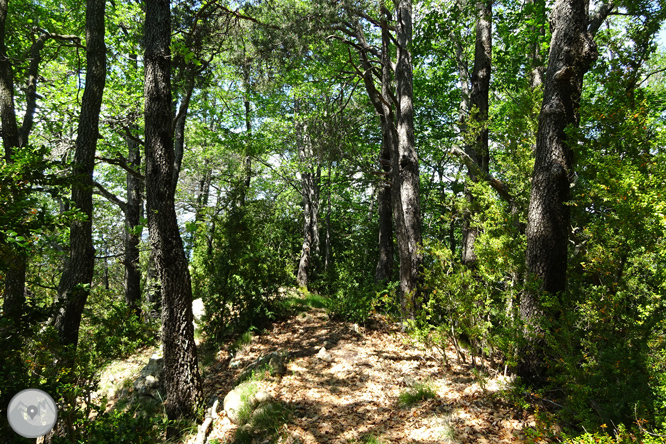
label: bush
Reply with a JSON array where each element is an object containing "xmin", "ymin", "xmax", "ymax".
[
  {"xmin": 399, "ymin": 380, "xmax": 437, "ymax": 407},
  {"xmin": 193, "ymin": 203, "xmax": 295, "ymax": 340}
]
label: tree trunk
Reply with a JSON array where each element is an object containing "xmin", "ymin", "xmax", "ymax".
[
  {"xmin": 296, "ymin": 105, "xmax": 320, "ymax": 288},
  {"xmin": 375, "ymin": 6, "xmax": 395, "ymax": 285},
  {"xmin": 145, "ymin": 245, "xmax": 161, "ymax": 319},
  {"xmin": 144, "ymin": 0, "xmax": 202, "ymax": 426},
  {"xmin": 0, "ymin": 0, "xmax": 26, "ymax": 321},
  {"xmin": 52, "ymin": 0, "xmax": 106, "ymax": 348},
  {"xmin": 240, "ymin": 97, "xmax": 252, "ymax": 207},
  {"xmin": 461, "ymin": 0, "xmax": 492, "ymax": 267},
  {"xmin": 395, "ymin": 0, "xmax": 422, "ymax": 318},
  {"xmin": 0, "ymin": 0, "xmax": 19, "ymax": 159},
  {"xmin": 520, "ymin": 0, "xmax": 598, "ymax": 384},
  {"xmin": 324, "ymin": 162, "xmax": 332, "ymax": 272},
  {"xmin": 527, "ymin": 0, "xmax": 547, "ymax": 89},
  {"xmin": 172, "ymin": 76, "xmax": 194, "ymax": 195},
  {"xmin": 124, "ymin": 120, "xmax": 143, "ymax": 316}
]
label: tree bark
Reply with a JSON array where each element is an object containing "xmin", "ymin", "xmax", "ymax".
[
  {"xmin": 171, "ymin": 75, "xmax": 194, "ymax": 195},
  {"xmin": 461, "ymin": 0, "xmax": 492, "ymax": 267},
  {"xmin": 395, "ymin": 0, "xmax": 422, "ymax": 318},
  {"xmin": 520, "ymin": 0, "xmax": 598, "ymax": 384},
  {"xmin": 296, "ymin": 114, "xmax": 320, "ymax": 288},
  {"xmin": 0, "ymin": 0, "xmax": 18, "ymax": 159},
  {"xmin": 124, "ymin": 119, "xmax": 143, "ymax": 316},
  {"xmin": 52, "ymin": 0, "xmax": 106, "ymax": 348},
  {"xmin": 0, "ymin": 0, "xmax": 25, "ymax": 320},
  {"xmin": 375, "ymin": 5, "xmax": 394, "ymax": 285},
  {"xmin": 527, "ymin": 0, "xmax": 547, "ymax": 89},
  {"xmin": 144, "ymin": 0, "xmax": 202, "ymax": 425}
]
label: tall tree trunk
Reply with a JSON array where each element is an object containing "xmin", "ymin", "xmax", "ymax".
[
  {"xmin": 461, "ymin": 0, "xmax": 492, "ymax": 266},
  {"xmin": 375, "ymin": 6, "xmax": 394, "ymax": 285},
  {"xmin": 52, "ymin": 0, "xmax": 106, "ymax": 348},
  {"xmin": 0, "ymin": 0, "xmax": 18, "ymax": 159},
  {"xmin": 144, "ymin": 0, "xmax": 202, "ymax": 426},
  {"xmin": 0, "ymin": 0, "xmax": 26, "ymax": 321},
  {"xmin": 324, "ymin": 162, "xmax": 332, "ymax": 272},
  {"xmin": 395, "ymin": 0, "xmax": 422, "ymax": 318},
  {"xmin": 527, "ymin": 0, "xmax": 547, "ymax": 89},
  {"xmin": 296, "ymin": 105, "xmax": 320, "ymax": 288},
  {"xmin": 520, "ymin": 0, "xmax": 598, "ymax": 384},
  {"xmin": 240, "ymin": 96, "xmax": 252, "ymax": 207},
  {"xmin": 171, "ymin": 75, "xmax": 194, "ymax": 195},
  {"xmin": 145, "ymin": 245, "xmax": 161, "ymax": 319},
  {"xmin": 124, "ymin": 119, "xmax": 143, "ymax": 316}
]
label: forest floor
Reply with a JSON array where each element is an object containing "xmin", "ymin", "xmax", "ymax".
[{"xmin": 188, "ymin": 306, "xmax": 552, "ymax": 444}]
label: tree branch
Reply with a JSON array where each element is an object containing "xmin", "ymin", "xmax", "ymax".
[
  {"xmin": 449, "ymin": 147, "xmax": 514, "ymax": 203},
  {"xmin": 93, "ymin": 181, "xmax": 127, "ymax": 213},
  {"xmin": 96, "ymin": 155, "xmax": 145, "ymax": 181},
  {"xmin": 588, "ymin": 2, "xmax": 615, "ymax": 37}
]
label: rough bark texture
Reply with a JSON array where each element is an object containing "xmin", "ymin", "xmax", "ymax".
[
  {"xmin": 461, "ymin": 0, "xmax": 492, "ymax": 267},
  {"xmin": 520, "ymin": 0, "xmax": 598, "ymax": 383},
  {"xmin": 240, "ymin": 97, "xmax": 252, "ymax": 207},
  {"xmin": 395, "ymin": 0, "xmax": 422, "ymax": 317},
  {"xmin": 296, "ymin": 112, "xmax": 320, "ymax": 288},
  {"xmin": 375, "ymin": 6, "xmax": 394, "ymax": 285},
  {"xmin": 145, "ymin": 245, "xmax": 161, "ymax": 318},
  {"xmin": 53, "ymin": 0, "xmax": 106, "ymax": 348},
  {"xmin": 124, "ymin": 120, "xmax": 143, "ymax": 315},
  {"xmin": 0, "ymin": 0, "xmax": 26, "ymax": 320},
  {"xmin": 0, "ymin": 0, "xmax": 18, "ymax": 159},
  {"xmin": 144, "ymin": 0, "xmax": 202, "ymax": 424},
  {"xmin": 171, "ymin": 76, "xmax": 194, "ymax": 195},
  {"xmin": 527, "ymin": 0, "xmax": 547, "ymax": 89}
]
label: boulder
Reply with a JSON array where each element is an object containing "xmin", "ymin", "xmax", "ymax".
[
  {"xmin": 134, "ymin": 354, "xmax": 165, "ymax": 395},
  {"xmin": 223, "ymin": 383, "xmax": 272, "ymax": 424},
  {"xmin": 235, "ymin": 351, "xmax": 287, "ymax": 383}
]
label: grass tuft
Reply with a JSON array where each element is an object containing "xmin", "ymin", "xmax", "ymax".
[{"xmin": 399, "ymin": 380, "xmax": 437, "ymax": 406}]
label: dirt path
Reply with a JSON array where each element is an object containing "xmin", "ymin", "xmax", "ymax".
[{"xmin": 200, "ymin": 309, "xmax": 539, "ymax": 444}]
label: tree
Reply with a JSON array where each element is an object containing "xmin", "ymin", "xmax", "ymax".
[
  {"xmin": 394, "ymin": 0, "xmax": 422, "ymax": 318},
  {"xmin": 461, "ymin": 0, "xmax": 492, "ymax": 266},
  {"xmin": 143, "ymin": 0, "xmax": 203, "ymax": 426},
  {"xmin": 519, "ymin": 0, "xmax": 610, "ymax": 383},
  {"xmin": 52, "ymin": 0, "xmax": 106, "ymax": 348}
]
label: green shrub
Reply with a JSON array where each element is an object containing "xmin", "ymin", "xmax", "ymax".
[
  {"xmin": 399, "ymin": 380, "xmax": 437, "ymax": 406},
  {"xmin": 194, "ymin": 204, "xmax": 295, "ymax": 340}
]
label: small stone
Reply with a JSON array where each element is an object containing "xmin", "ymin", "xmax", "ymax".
[
  {"xmin": 403, "ymin": 375, "xmax": 417, "ymax": 387},
  {"xmin": 317, "ymin": 347, "xmax": 333, "ymax": 362}
]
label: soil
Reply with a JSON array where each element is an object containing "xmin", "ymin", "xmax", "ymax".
[{"xmin": 195, "ymin": 308, "xmax": 547, "ymax": 444}]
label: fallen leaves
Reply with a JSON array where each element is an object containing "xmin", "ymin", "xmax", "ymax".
[{"xmin": 197, "ymin": 308, "xmax": 541, "ymax": 444}]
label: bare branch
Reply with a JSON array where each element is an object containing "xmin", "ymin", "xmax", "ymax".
[
  {"xmin": 449, "ymin": 147, "xmax": 514, "ymax": 203},
  {"xmin": 93, "ymin": 181, "xmax": 127, "ymax": 213},
  {"xmin": 96, "ymin": 155, "xmax": 145, "ymax": 181}
]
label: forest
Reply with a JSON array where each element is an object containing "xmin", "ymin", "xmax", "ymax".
[{"xmin": 1, "ymin": 0, "xmax": 666, "ymax": 442}]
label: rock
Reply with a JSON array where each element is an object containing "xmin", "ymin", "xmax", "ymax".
[
  {"xmin": 235, "ymin": 351, "xmax": 287, "ymax": 383},
  {"xmin": 144, "ymin": 375, "xmax": 159, "ymax": 389},
  {"xmin": 254, "ymin": 390, "xmax": 271, "ymax": 404},
  {"xmin": 223, "ymin": 385, "xmax": 245, "ymax": 423},
  {"xmin": 317, "ymin": 347, "xmax": 333, "ymax": 362},
  {"xmin": 403, "ymin": 375, "xmax": 417, "ymax": 387},
  {"xmin": 133, "ymin": 354, "xmax": 165, "ymax": 395},
  {"xmin": 269, "ymin": 354, "xmax": 286, "ymax": 376}
]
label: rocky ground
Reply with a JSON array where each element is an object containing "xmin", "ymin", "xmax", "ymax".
[{"xmin": 192, "ymin": 308, "xmax": 547, "ymax": 444}]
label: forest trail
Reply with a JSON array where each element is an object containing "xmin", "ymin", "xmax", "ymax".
[{"xmin": 196, "ymin": 308, "xmax": 540, "ymax": 444}]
